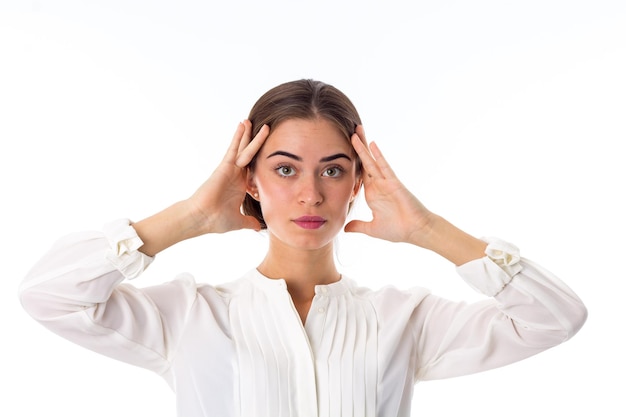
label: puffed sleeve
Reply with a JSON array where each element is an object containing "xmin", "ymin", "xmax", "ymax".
[
  {"xmin": 19, "ymin": 219, "xmax": 199, "ymax": 375},
  {"xmin": 413, "ymin": 238, "xmax": 587, "ymax": 381}
]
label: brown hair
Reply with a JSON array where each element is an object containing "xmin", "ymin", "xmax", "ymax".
[{"xmin": 242, "ymin": 79, "xmax": 363, "ymax": 229}]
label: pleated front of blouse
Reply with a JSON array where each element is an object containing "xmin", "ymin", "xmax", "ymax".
[{"xmin": 228, "ymin": 270, "xmax": 379, "ymax": 417}]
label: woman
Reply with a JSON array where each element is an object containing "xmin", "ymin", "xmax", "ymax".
[{"xmin": 19, "ymin": 79, "xmax": 587, "ymax": 416}]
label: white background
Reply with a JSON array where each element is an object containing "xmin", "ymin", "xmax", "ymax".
[{"xmin": 1, "ymin": 1, "xmax": 624, "ymax": 416}]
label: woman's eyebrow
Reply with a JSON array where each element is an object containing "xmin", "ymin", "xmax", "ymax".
[
  {"xmin": 319, "ymin": 153, "xmax": 352, "ymax": 163},
  {"xmin": 267, "ymin": 151, "xmax": 352, "ymax": 163},
  {"xmin": 267, "ymin": 151, "xmax": 302, "ymax": 161}
]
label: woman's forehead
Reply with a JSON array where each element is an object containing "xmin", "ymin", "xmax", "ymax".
[{"xmin": 261, "ymin": 118, "xmax": 353, "ymax": 156}]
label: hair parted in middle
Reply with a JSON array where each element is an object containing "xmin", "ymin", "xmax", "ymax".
[{"xmin": 242, "ymin": 79, "xmax": 363, "ymax": 229}]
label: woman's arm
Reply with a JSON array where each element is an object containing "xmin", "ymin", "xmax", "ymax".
[
  {"xmin": 18, "ymin": 222, "xmax": 188, "ymax": 373},
  {"xmin": 133, "ymin": 121, "xmax": 270, "ymax": 256},
  {"xmin": 412, "ymin": 239, "xmax": 587, "ymax": 380},
  {"xmin": 18, "ymin": 121, "xmax": 270, "ymax": 370},
  {"xmin": 347, "ymin": 126, "xmax": 587, "ymax": 379}
]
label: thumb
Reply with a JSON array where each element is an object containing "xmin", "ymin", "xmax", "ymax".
[
  {"xmin": 240, "ymin": 215, "xmax": 262, "ymax": 232},
  {"xmin": 344, "ymin": 219, "xmax": 371, "ymax": 235}
]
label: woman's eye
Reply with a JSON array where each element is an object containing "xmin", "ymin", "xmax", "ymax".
[
  {"xmin": 277, "ymin": 166, "xmax": 295, "ymax": 177},
  {"xmin": 323, "ymin": 167, "xmax": 343, "ymax": 177}
]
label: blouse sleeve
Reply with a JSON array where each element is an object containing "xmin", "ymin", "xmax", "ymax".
[
  {"xmin": 412, "ymin": 238, "xmax": 587, "ymax": 381},
  {"xmin": 18, "ymin": 219, "xmax": 199, "ymax": 376}
]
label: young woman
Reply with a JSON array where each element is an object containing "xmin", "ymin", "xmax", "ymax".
[{"xmin": 20, "ymin": 79, "xmax": 587, "ymax": 417}]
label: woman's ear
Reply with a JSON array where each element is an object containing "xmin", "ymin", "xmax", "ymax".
[
  {"xmin": 350, "ymin": 177, "xmax": 363, "ymax": 202},
  {"xmin": 246, "ymin": 169, "xmax": 260, "ymax": 201}
]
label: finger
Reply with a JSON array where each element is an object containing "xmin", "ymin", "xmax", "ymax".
[
  {"xmin": 369, "ymin": 141, "xmax": 398, "ymax": 180},
  {"xmin": 351, "ymin": 133, "xmax": 383, "ymax": 180},
  {"xmin": 237, "ymin": 119, "xmax": 253, "ymax": 155},
  {"xmin": 355, "ymin": 125, "xmax": 369, "ymax": 148},
  {"xmin": 236, "ymin": 124, "xmax": 270, "ymax": 168},
  {"xmin": 224, "ymin": 122, "xmax": 246, "ymax": 163}
]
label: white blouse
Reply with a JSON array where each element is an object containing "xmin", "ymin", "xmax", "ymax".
[{"xmin": 19, "ymin": 219, "xmax": 587, "ymax": 417}]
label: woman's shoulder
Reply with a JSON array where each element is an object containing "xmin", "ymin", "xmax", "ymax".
[
  {"xmin": 340, "ymin": 278, "xmax": 438, "ymax": 331},
  {"xmin": 191, "ymin": 269, "xmax": 259, "ymax": 300},
  {"xmin": 343, "ymin": 277, "xmax": 432, "ymax": 308}
]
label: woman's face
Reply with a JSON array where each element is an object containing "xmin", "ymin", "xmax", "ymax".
[{"xmin": 248, "ymin": 117, "xmax": 361, "ymax": 251}]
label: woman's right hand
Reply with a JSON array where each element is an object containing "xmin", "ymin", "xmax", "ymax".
[
  {"xmin": 188, "ymin": 120, "xmax": 270, "ymax": 234},
  {"xmin": 133, "ymin": 121, "xmax": 269, "ymax": 256}
]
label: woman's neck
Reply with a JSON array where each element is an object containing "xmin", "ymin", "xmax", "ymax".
[{"xmin": 257, "ymin": 237, "xmax": 340, "ymax": 304}]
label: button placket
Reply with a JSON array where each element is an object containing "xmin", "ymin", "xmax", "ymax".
[{"xmin": 315, "ymin": 286, "xmax": 330, "ymax": 314}]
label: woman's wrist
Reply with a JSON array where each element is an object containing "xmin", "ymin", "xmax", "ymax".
[
  {"xmin": 410, "ymin": 214, "xmax": 487, "ymax": 266},
  {"xmin": 133, "ymin": 200, "xmax": 205, "ymax": 257}
]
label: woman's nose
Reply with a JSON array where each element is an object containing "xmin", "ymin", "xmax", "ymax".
[{"xmin": 298, "ymin": 176, "xmax": 323, "ymax": 206}]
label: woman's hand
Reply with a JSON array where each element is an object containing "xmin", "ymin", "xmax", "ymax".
[
  {"xmin": 345, "ymin": 126, "xmax": 487, "ymax": 265},
  {"xmin": 188, "ymin": 120, "xmax": 269, "ymax": 234},
  {"xmin": 344, "ymin": 126, "xmax": 434, "ymax": 246},
  {"xmin": 133, "ymin": 121, "xmax": 269, "ymax": 256}
]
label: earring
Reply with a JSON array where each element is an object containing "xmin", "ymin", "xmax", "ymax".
[{"xmin": 254, "ymin": 192, "xmax": 259, "ymax": 199}]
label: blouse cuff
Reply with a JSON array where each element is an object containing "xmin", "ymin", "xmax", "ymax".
[
  {"xmin": 456, "ymin": 237, "xmax": 523, "ymax": 297},
  {"xmin": 103, "ymin": 218, "xmax": 154, "ymax": 280}
]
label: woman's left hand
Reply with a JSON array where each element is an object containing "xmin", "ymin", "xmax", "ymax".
[{"xmin": 344, "ymin": 126, "xmax": 435, "ymax": 247}]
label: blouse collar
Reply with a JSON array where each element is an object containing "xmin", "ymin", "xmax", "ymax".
[{"xmin": 246, "ymin": 268, "xmax": 350, "ymax": 297}]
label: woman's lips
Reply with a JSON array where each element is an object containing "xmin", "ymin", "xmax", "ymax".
[{"xmin": 293, "ymin": 216, "xmax": 327, "ymax": 229}]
